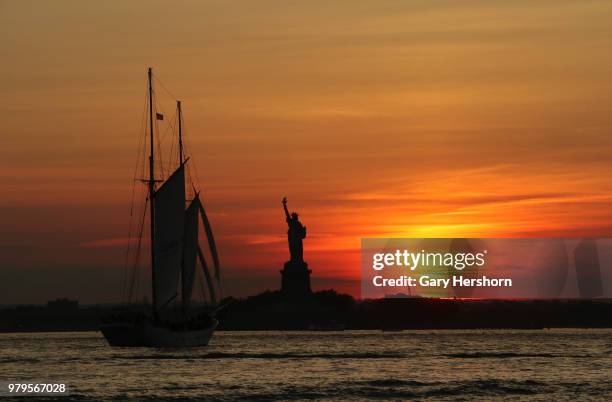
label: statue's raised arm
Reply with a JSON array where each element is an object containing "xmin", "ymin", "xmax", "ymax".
[
  {"xmin": 281, "ymin": 197, "xmax": 306, "ymax": 263},
  {"xmin": 282, "ymin": 197, "xmax": 290, "ymax": 220}
]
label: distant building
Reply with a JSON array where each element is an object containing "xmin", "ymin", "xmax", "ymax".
[
  {"xmin": 385, "ymin": 293, "xmax": 422, "ymax": 299},
  {"xmin": 47, "ymin": 298, "xmax": 79, "ymax": 312}
]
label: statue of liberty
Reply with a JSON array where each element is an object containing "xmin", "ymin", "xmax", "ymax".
[{"xmin": 282, "ymin": 197, "xmax": 306, "ymax": 263}]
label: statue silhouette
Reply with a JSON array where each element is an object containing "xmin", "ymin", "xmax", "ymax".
[{"xmin": 282, "ymin": 197, "xmax": 306, "ymax": 263}]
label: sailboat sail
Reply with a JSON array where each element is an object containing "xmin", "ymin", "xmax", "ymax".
[
  {"xmin": 181, "ymin": 196, "xmax": 200, "ymax": 306},
  {"xmin": 153, "ymin": 164, "xmax": 186, "ymax": 310},
  {"xmin": 199, "ymin": 203, "xmax": 221, "ymax": 281},
  {"xmin": 197, "ymin": 246, "xmax": 217, "ymax": 305}
]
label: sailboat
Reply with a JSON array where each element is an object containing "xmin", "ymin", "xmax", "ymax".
[{"xmin": 101, "ymin": 68, "xmax": 221, "ymax": 347}]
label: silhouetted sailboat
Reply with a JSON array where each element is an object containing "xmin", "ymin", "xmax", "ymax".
[{"xmin": 101, "ymin": 68, "xmax": 221, "ymax": 347}]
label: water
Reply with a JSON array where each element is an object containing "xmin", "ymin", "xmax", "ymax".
[{"xmin": 1, "ymin": 330, "xmax": 611, "ymax": 400}]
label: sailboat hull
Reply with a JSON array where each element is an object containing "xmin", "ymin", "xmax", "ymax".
[{"xmin": 100, "ymin": 318, "xmax": 217, "ymax": 347}]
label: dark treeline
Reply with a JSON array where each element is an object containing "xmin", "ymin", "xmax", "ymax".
[
  {"xmin": 1, "ymin": 291, "xmax": 611, "ymax": 332},
  {"xmin": 217, "ymin": 291, "xmax": 612, "ymax": 330}
]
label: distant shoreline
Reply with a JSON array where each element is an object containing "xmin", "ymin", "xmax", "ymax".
[
  {"xmin": 2, "ymin": 294, "xmax": 611, "ymax": 333},
  {"xmin": 3, "ymin": 327, "xmax": 612, "ymax": 334}
]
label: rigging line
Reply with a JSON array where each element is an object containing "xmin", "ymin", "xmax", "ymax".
[
  {"xmin": 168, "ymin": 125, "xmax": 178, "ymax": 171},
  {"xmin": 123, "ymin": 84, "xmax": 149, "ymax": 303},
  {"xmin": 180, "ymin": 119, "xmax": 196, "ymax": 192},
  {"xmin": 160, "ymin": 111, "xmax": 177, "ymax": 146},
  {"xmin": 151, "ymin": 71, "xmax": 178, "ymax": 174},
  {"xmin": 170, "ymin": 120, "xmax": 178, "ymax": 168},
  {"xmin": 160, "ymin": 111, "xmax": 178, "ymax": 168},
  {"xmin": 180, "ymin": 130, "xmax": 192, "ymax": 196},
  {"xmin": 152, "ymin": 73, "xmax": 178, "ymax": 101},
  {"xmin": 194, "ymin": 220, "xmax": 210, "ymax": 306},
  {"xmin": 182, "ymin": 118, "xmax": 203, "ymax": 195},
  {"xmin": 140, "ymin": 90, "xmax": 148, "ymax": 189},
  {"xmin": 128, "ymin": 196, "xmax": 148, "ymax": 303},
  {"xmin": 183, "ymin": 121, "xmax": 224, "ymax": 297},
  {"xmin": 133, "ymin": 196, "xmax": 147, "ymax": 302},
  {"xmin": 177, "ymin": 116, "xmax": 195, "ymax": 200},
  {"xmin": 152, "ymin": 88, "xmax": 166, "ymax": 180},
  {"xmin": 182, "ymin": 119, "xmax": 224, "ymax": 297},
  {"xmin": 128, "ymin": 85, "xmax": 150, "ymax": 302},
  {"xmin": 197, "ymin": 266, "xmax": 207, "ymax": 306}
]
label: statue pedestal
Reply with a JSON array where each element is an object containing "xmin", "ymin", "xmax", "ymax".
[{"xmin": 280, "ymin": 260, "xmax": 312, "ymax": 298}]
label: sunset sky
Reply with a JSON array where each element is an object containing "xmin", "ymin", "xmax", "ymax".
[{"xmin": 1, "ymin": 0, "xmax": 612, "ymax": 303}]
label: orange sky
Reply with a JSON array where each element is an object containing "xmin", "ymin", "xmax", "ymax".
[{"xmin": 1, "ymin": 0, "xmax": 612, "ymax": 303}]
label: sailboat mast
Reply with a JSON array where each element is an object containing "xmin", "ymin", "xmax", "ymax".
[
  {"xmin": 148, "ymin": 67, "xmax": 158, "ymax": 317},
  {"xmin": 177, "ymin": 99, "xmax": 184, "ymax": 314},
  {"xmin": 177, "ymin": 100, "xmax": 183, "ymax": 164}
]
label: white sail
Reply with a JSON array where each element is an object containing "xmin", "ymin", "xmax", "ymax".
[
  {"xmin": 153, "ymin": 164, "xmax": 185, "ymax": 310},
  {"xmin": 181, "ymin": 196, "xmax": 200, "ymax": 306}
]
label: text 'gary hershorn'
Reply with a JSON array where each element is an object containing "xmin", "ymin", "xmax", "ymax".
[{"xmin": 370, "ymin": 249, "xmax": 513, "ymax": 288}]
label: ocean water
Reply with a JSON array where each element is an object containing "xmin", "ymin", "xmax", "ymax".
[{"xmin": 1, "ymin": 329, "xmax": 611, "ymax": 401}]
